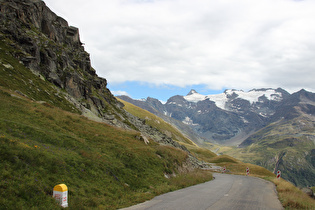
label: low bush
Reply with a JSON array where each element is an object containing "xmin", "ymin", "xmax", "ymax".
[{"xmin": 273, "ymin": 178, "xmax": 315, "ymax": 209}]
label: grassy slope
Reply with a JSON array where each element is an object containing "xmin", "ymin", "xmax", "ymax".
[
  {"xmin": 118, "ymin": 99, "xmax": 219, "ymax": 161},
  {"xmin": 118, "ymin": 98, "xmax": 198, "ymax": 146},
  {"xmin": 0, "ymin": 38, "xmax": 214, "ymax": 208},
  {"xmin": 0, "ymin": 87, "xmax": 214, "ymax": 209}
]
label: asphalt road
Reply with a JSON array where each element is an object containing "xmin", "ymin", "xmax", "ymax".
[{"xmin": 121, "ymin": 173, "xmax": 283, "ymax": 210}]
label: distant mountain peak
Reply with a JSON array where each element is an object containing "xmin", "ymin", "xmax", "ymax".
[
  {"xmin": 291, "ymin": 89, "xmax": 315, "ymax": 103},
  {"xmin": 187, "ymin": 89, "xmax": 198, "ymax": 96},
  {"xmin": 297, "ymin": 89, "xmax": 308, "ymax": 94}
]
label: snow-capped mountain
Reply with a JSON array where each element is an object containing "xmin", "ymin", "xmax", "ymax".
[
  {"xmin": 163, "ymin": 88, "xmax": 289, "ymax": 144},
  {"xmin": 118, "ymin": 88, "xmax": 291, "ymax": 144},
  {"xmin": 184, "ymin": 88, "xmax": 284, "ymax": 110}
]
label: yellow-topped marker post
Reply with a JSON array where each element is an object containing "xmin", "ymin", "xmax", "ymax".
[{"xmin": 53, "ymin": 184, "xmax": 68, "ymax": 208}]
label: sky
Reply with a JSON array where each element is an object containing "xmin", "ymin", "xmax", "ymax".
[{"xmin": 44, "ymin": 0, "xmax": 315, "ymax": 102}]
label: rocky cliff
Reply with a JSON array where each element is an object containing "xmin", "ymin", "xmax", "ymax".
[
  {"xmin": 0, "ymin": 0, "xmax": 201, "ymax": 161},
  {"xmin": 0, "ymin": 0, "xmax": 126, "ymax": 124}
]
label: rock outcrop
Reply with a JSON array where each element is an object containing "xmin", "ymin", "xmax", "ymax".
[
  {"xmin": 0, "ymin": 0, "xmax": 123, "ymax": 124},
  {"xmin": 0, "ymin": 0, "xmax": 207, "ymax": 170}
]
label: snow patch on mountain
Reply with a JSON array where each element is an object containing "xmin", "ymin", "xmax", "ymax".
[
  {"xmin": 207, "ymin": 94, "xmax": 228, "ymax": 109},
  {"xmin": 184, "ymin": 89, "xmax": 283, "ymax": 110},
  {"xmin": 225, "ymin": 89, "xmax": 282, "ymax": 104},
  {"xmin": 182, "ymin": 116, "xmax": 198, "ymax": 126},
  {"xmin": 184, "ymin": 91, "xmax": 206, "ymax": 103}
]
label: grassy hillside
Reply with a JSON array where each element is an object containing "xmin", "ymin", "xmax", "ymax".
[
  {"xmin": 118, "ymin": 98, "xmax": 197, "ymax": 146},
  {"xmin": 0, "ymin": 87, "xmax": 214, "ymax": 209},
  {"xmin": 0, "ymin": 22, "xmax": 214, "ymax": 209},
  {"xmin": 118, "ymin": 99, "xmax": 220, "ymax": 165}
]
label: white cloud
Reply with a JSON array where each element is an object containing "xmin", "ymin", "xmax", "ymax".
[
  {"xmin": 44, "ymin": 0, "xmax": 315, "ymax": 93},
  {"xmin": 111, "ymin": 90, "xmax": 130, "ymax": 96}
]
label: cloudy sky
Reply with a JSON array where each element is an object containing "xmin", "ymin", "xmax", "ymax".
[{"xmin": 44, "ymin": 0, "xmax": 315, "ymax": 102}]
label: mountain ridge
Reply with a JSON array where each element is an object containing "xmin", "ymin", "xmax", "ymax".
[
  {"xmin": 119, "ymin": 88, "xmax": 292, "ymax": 144},
  {"xmin": 118, "ymin": 88, "xmax": 315, "ymax": 187}
]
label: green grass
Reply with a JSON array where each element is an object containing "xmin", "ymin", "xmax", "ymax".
[
  {"xmin": 0, "ymin": 87, "xmax": 213, "ymax": 209},
  {"xmin": 118, "ymin": 99, "xmax": 196, "ymax": 146},
  {"xmin": 272, "ymin": 178, "xmax": 315, "ymax": 209},
  {"xmin": 185, "ymin": 144, "xmax": 217, "ymax": 163},
  {"xmin": 209, "ymin": 155, "xmax": 238, "ymax": 164}
]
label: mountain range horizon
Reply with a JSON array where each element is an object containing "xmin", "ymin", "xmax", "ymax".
[
  {"xmin": 118, "ymin": 87, "xmax": 314, "ymax": 144},
  {"xmin": 119, "ymin": 87, "xmax": 310, "ymax": 104},
  {"xmin": 118, "ymin": 87, "xmax": 315, "ymax": 187}
]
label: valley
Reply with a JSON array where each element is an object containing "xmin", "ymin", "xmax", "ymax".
[{"xmin": 118, "ymin": 89, "xmax": 315, "ymax": 187}]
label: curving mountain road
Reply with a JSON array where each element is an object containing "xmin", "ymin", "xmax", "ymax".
[{"xmin": 121, "ymin": 173, "xmax": 283, "ymax": 210}]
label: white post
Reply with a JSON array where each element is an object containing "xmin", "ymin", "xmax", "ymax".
[{"xmin": 53, "ymin": 184, "xmax": 68, "ymax": 208}]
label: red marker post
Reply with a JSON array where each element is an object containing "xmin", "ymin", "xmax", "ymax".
[
  {"xmin": 276, "ymin": 170, "xmax": 281, "ymax": 179},
  {"xmin": 222, "ymin": 166, "xmax": 226, "ymax": 173},
  {"xmin": 246, "ymin": 167, "xmax": 250, "ymax": 176}
]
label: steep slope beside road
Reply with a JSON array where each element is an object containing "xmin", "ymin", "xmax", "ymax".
[{"xmin": 121, "ymin": 173, "xmax": 283, "ymax": 210}]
